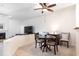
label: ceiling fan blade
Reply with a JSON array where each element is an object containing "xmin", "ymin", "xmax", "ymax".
[
  {"xmin": 39, "ymin": 3, "xmax": 44, "ymax": 8},
  {"xmin": 48, "ymin": 4, "xmax": 56, "ymax": 8},
  {"xmin": 43, "ymin": 3, "xmax": 47, "ymax": 6},
  {"xmin": 47, "ymin": 9, "xmax": 54, "ymax": 12},
  {"xmin": 34, "ymin": 8, "xmax": 43, "ymax": 10}
]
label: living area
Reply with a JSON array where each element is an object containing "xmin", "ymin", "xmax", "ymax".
[{"xmin": 0, "ymin": 3, "xmax": 76, "ymax": 56}]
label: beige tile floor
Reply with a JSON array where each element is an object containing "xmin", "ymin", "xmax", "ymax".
[
  {"xmin": 0, "ymin": 39, "xmax": 76, "ymax": 56},
  {"xmin": 15, "ymin": 43, "xmax": 76, "ymax": 56}
]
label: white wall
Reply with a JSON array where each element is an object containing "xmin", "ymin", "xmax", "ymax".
[
  {"xmin": 76, "ymin": 4, "xmax": 79, "ymax": 55},
  {"xmin": 0, "ymin": 16, "xmax": 22, "ymax": 38},
  {"xmin": 8, "ymin": 19, "xmax": 22, "ymax": 38},
  {"xmin": 21, "ymin": 5, "xmax": 76, "ymax": 46}
]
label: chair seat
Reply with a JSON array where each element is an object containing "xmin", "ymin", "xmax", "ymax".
[
  {"xmin": 47, "ymin": 42, "xmax": 56, "ymax": 46},
  {"xmin": 37, "ymin": 39, "xmax": 44, "ymax": 43},
  {"xmin": 60, "ymin": 39, "xmax": 69, "ymax": 41}
]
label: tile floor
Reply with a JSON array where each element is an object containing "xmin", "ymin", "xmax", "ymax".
[{"xmin": 15, "ymin": 43, "xmax": 76, "ymax": 56}]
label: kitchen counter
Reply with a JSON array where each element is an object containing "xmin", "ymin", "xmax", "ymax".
[{"xmin": 3, "ymin": 34, "xmax": 35, "ymax": 56}]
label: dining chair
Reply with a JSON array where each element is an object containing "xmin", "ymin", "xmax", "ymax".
[
  {"xmin": 46, "ymin": 34, "xmax": 60, "ymax": 55},
  {"xmin": 60, "ymin": 32, "xmax": 70, "ymax": 48},
  {"xmin": 34, "ymin": 33, "xmax": 44, "ymax": 48}
]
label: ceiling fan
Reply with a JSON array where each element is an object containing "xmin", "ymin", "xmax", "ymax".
[{"xmin": 34, "ymin": 3, "xmax": 56, "ymax": 13}]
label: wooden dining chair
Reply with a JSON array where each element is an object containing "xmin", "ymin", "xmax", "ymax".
[
  {"xmin": 34, "ymin": 33, "xmax": 44, "ymax": 48},
  {"xmin": 46, "ymin": 34, "xmax": 60, "ymax": 55},
  {"xmin": 60, "ymin": 32, "xmax": 70, "ymax": 48}
]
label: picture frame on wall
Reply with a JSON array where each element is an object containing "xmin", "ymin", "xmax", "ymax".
[{"xmin": 0, "ymin": 24, "xmax": 3, "ymax": 29}]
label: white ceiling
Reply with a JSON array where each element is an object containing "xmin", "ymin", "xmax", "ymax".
[{"xmin": 0, "ymin": 3, "xmax": 74, "ymax": 20}]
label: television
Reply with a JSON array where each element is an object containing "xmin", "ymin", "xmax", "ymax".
[{"xmin": 24, "ymin": 26, "xmax": 33, "ymax": 34}]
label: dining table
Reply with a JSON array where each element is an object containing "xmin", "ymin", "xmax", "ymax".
[{"xmin": 38, "ymin": 33, "xmax": 60, "ymax": 52}]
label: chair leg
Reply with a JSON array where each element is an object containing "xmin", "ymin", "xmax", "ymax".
[
  {"xmin": 56, "ymin": 45, "xmax": 58, "ymax": 52},
  {"xmin": 40, "ymin": 43, "xmax": 42, "ymax": 49},
  {"xmin": 67, "ymin": 42, "xmax": 69, "ymax": 48},
  {"xmin": 54, "ymin": 45, "xmax": 56, "ymax": 55},
  {"xmin": 46, "ymin": 46, "xmax": 48, "ymax": 52},
  {"xmin": 42, "ymin": 47, "xmax": 45, "ymax": 52},
  {"xmin": 35, "ymin": 42, "xmax": 37, "ymax": 48},
  {"xmin": 41, "ymin": 43, "xmax": 42, "ymax": 46}
]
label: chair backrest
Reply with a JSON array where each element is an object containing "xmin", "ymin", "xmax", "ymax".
[
  {"xmin": 61, "ymin": 32, "xmax": 70, "ymax": 40},
  {"xmin": 46, "ymin": 34, "xmax": 60, "ymax": 45},
  {"xmin": 35, "ymin": 33, "xmax": 39, "ymax": 41}
]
